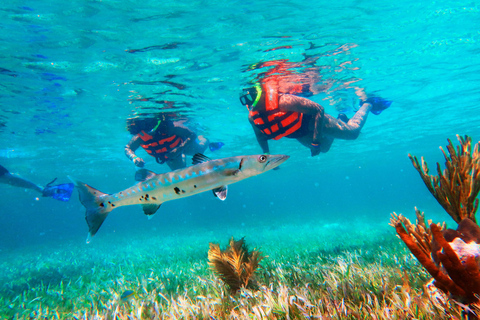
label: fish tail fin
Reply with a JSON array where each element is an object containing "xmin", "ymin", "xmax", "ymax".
[{"xmin": 69, "ymin": 177, "xmax": 112, "ymax": 243}]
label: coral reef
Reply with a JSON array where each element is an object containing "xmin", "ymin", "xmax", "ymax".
[
  {"xmin": 408, "ymin": 134, "xmax": 480, "ymax": 224},
  {"xmin": 392, "ymin": 214, "xmax": 480, "ymax": 305},
  {"xmin": 431, "ymin": 219, "xmax": 480, "ymax": 304},
  {"xmin": 391, "ymin": 208, "xmax": 443, "ymax": 258},
  {"xmin": 207, "ymin": 237, "xmax": 263, "ymax": 293},
  {"xmin": 393, "ymin": 135, "xmax": 480, "ymax": 316}
]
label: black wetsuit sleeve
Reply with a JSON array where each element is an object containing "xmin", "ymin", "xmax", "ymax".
[{"xmin": 125, "ymin": 135, "xmax": 142, "ymax": 160}]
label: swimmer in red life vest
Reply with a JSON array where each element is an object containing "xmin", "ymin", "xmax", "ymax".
[
  {"xmin": 241, "ymin": 81, "xmax": 391, "ymax": 157},
  {"xmin": 125, "ymin": 114, "xmax": 224, "ymax": 170}
]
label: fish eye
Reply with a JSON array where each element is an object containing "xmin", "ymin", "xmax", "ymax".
[{"xmin": 258, "ymin": 155, "xmax": 267, "ymax": 163}]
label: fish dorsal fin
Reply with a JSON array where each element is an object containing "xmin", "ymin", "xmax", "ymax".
[
  {"xmin": 212, "ymin": 185, "xmax": 228, "ymax": 201},
  {"xmin": 135, "ymin": 169, "xmax": 157, "ymax": 182},
  {"xmin": 142, "ymin": 204, "xmax": 161, "ymax": 219},
  {"xmin": 192, "ymin": 153, "xmax": 211, "ymax": 165}
]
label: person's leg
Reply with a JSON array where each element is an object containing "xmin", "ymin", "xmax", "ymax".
[
  {"xmin": 323, "ymin": 103, "xmax": 372, "ymax": 140},
  {"xmin": 0, "ymin": 172, "xmax": 44, "ymax": 193}
]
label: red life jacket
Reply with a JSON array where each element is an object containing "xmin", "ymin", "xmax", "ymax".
[
  {"xmin": 249, "ymin": 84, "xmax": 304, "ymax": 140},
  {"xmin": 138, "ymin": 130, "xmax": 183, "ymax": 159}
]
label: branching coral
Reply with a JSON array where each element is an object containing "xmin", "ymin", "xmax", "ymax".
[
  {"xmin": 390, "ymin": 213, "xmax": 461, "ymax": 295},
  {"xmin": 390, "ymin": 208, "xmax": 443, "ymax": 257},
  {"xmin": 208, "ymin": 237, "xmax": 264, "ymax": 293},
  {"xmin": 392, "ymin": 215, "xmax": 480, "ymax": 304},
  {"xmin": 408, "ymin": 134, "xmax": 480, "ymax": 224},
  {"xmin": 393, "ymin": 135, "xmax": 480, "ymax": 314},
  {"xmin": 430, "ymin": 220, "xmax": 480, "ymax": 304}
]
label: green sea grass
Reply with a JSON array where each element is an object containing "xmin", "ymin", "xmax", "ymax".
[{"xmin": 0, "ymin": 222, "xmax": 466, "ymax": 319}]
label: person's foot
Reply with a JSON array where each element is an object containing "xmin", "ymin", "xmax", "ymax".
[
  {"xmin": 209, "ymin": 142, "xmax": 224, "ymax": 151},
  {"xmin": 362, "ymin": 97, "xmax": 392, "ymax": 115},
  {"xmin": 337, "ymin": 113, "xmax": 349, "ymax": 123}
]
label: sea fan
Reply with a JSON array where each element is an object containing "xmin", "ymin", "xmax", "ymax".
[{"xmin": 208, "ymin": 237, "xmax": 264, "ymax": 293}]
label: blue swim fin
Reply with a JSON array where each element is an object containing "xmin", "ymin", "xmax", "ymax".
[
  {"xmin": 209, "ymin": 142, "xmax": 224, "ymax": 152},
  {"xmin": 362, "ymin": 97, "xmax": 392, "ymax": 115},
  {"xmin": 42, "ymin": 178, "xmax": 74, "ymax": 201}
]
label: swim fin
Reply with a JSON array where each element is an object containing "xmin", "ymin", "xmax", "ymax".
[
  {"xmin": 209, "ymin": 142, "xmax": 225, "ymax": 152},
  {"xmin": 42, "ymin": 178, "xmax": 74, "ymax": 201},
  {"xmin": 362, "ymin": 97, "xmax": 392, "ymax": 115}
]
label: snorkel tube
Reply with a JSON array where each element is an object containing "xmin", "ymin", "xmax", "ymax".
[
  {"xmin": 250, "ymin": 83, "xmax": 262, "ymax": 109},
  {"xmin": 150, "ymin": 118, "xmax": 162, "ymax": 133},
  {"xmin": 240, "ymin": 83, "xmax": 263, "ymax": 110}
]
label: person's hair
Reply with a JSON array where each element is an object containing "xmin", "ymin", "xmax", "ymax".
[
  {"xmin": 126, "ymin": 113, "xmax": 174, "ymax": 135},
  {"xmin": 126, "ymin": 117, "xmax": 159, "ymax": 135}
]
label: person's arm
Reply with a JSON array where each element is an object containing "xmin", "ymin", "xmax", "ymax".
[
  {"xmin": 248, "ymin": 115, "xmax": 270, "ymax": 154},
  {"xmin": 125, "ymin": 135, "xmax": 145, "ymax": 167},
  {"xmin": 279, "ymin": 94, "xmax": 324, "ymax": 146}
]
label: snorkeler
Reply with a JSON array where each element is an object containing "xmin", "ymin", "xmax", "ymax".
[
  {"xmin": 0, "ymin": 164, "xmax": 74, "ymax": 201},
  {"xmin": 125, "ymin": 114, "xmax": 224, "ymax": 170},
  {"xmin": 240, "ymin": 81, "xmax": 391, "ymax": 156}
]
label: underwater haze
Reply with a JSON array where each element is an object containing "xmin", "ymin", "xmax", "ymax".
[{"xmin": 1, "ymin": 0, "xmax": 480, "ymax": 318}]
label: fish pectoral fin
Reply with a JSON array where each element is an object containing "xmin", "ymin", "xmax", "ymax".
[
  {"xmin": 212, "ymin": 186, "xmax": 228, "ymax": 201},
  {"xmin": 192, "ymin": 153, "xmax": 211, "ymax": 165},
  {"xmin": 142, "ymin": 203, "xmax": 162, "ymax": 219},
  {"xmin": 135, "ymin": 169, "xmax": 157, "ymax": 182}
]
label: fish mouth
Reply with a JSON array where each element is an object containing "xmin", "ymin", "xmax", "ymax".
[{"xmin": 265, "ymin": 154, "xmax": 290, "ymax": 170}]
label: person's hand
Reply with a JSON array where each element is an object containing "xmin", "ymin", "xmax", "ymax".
[
  {"xmin": 133, "ymin": 156, "xmax": 145, "ymax": 167},
  {"xmin": 310, "ymin": 143, "xmax": 321, "ymax": 157}
]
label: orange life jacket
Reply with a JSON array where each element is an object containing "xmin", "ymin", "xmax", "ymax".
[
  {"xmin": 249, "ymin": 84, "xmax": 304, "ymax": 140},
  {"xmin": 138, "ymin": 130, "xmax": 183, "ymax": 160}
]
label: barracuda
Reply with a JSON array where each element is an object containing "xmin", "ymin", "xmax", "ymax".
[{"xmin": 71, "ymin": 153, "xmax": 289, "ymax": 243}]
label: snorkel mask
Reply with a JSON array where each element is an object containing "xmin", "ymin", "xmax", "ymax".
[{"xmin": 240, "ymin": 84, "xmax": 262, "ymax": 110}]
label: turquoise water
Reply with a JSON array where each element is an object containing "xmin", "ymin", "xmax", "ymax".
[{"xmin": 0, "ymin": 0, "xmax": 479, "ymax": 316}]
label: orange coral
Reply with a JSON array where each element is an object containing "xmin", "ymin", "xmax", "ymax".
[
  {"xmin": 394, "ymin": 218, "xmax": 480, "ymax": 304},
  {"xmin": 393, "ymin": 220, "xmax": 466, "ymax": 299},
  {"xmin": 390, "ymin": 208, "xmax": 441, "ymax": 257},
  {"xmin": 393, "ymin": 135, "xmax": 480, "ymax": 312},
  {"xmin": 431, "ymin": 221, "xmax": 480, "ymax": 304}
]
